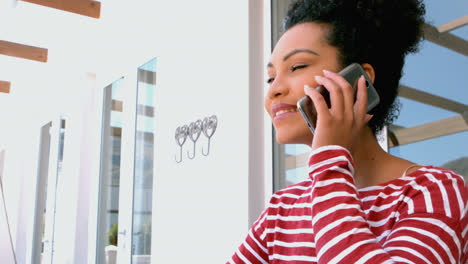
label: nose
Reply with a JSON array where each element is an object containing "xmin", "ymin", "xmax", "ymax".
[{"xmin": 267, "ymin": 77, "xmax": 289, "ymax": 99}]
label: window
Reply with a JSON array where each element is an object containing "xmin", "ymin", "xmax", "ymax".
[
  {"xmin": 96, "ymin": 78, "xmax": 124, "ymax": 263},
  {"xmin": 271, "ymin": 0, "xmax": 468, "ymax": 191},
  {"xmin": 389, "ymin": 2, "xmax": 468, "ymax": 180},
  {"xmin": 131, "ymin": 58, "xmax": 156, "ymax": 263}
]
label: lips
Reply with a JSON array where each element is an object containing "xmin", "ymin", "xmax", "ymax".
[
  {"xmin": 276, "ymin": 108, "xmax": 297, "ymax": 115},
  {"xmin": 271, "ymin": 103, "xmax": 298, "ymax": 121}
]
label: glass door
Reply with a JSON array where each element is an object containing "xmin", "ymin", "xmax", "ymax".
[
  {"xmin": 37, "ymin": 117, "xmax": 66, "ymax": 264},
  {"xmin": 96, "ymin": 78, "xmax": 126, "ymax": 264},
  {"xmin": 131, "ymin": 58, "xmax": 156, "ymax": 264},
  {"xmin": 96, "ymin": 57, "xmax": 157, "ymax": 264},
  {"xmin": 31, "ymin": 122, "xmax": 51, "ymax": 264}
]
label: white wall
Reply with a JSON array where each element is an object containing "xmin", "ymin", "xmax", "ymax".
[
  {"xmin": 86, "ymin": 0, "xmax": 270, "ymax": 262},
  {"xmin": 148, "ymin": 1, "xmax": 268, "ymax": 262},
  {"xmin": 0, "ymin": 0, "xmax": 270, "ymax": 263}
]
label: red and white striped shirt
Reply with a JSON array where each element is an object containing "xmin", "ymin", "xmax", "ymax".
[{"xmin": 229, "ymin": 146, "xmax": 468, "ymax": 263}]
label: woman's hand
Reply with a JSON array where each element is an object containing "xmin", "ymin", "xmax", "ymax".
[{"xmin": 304, "ymin": 69, "xmax": 372, "ymax": 153}]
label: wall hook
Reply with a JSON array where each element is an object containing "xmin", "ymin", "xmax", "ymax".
[
  {"xmin": 187, "ymin": 120, "xmax": 202, "ymax": 159},
  {"xmin": 174, "ymin": 125, "xmax": 188, "ymax": 163},
  {"xmin": 202, "ymin": 115, "xmax": 217, "ymax": 156}
]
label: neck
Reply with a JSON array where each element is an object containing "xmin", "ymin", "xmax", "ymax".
[{"xmin": 351, "ymin": 128, "xmax": 415, "ymax": 188}]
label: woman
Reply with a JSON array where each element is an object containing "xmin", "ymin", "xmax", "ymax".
[{"xmin": 229, "ymin": 0, "xmax": 468, "ymax": 263}]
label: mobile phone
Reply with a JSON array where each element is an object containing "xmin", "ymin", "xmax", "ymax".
[{"xmin": 297, "ymin": 63, "xmax": 380, "ymax": 134}]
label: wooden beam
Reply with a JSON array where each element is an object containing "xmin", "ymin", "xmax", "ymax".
[
  {"xmin": 390, "ymin": 124, "xmax": 405, "ymax": 130},
  {"xmin": 0, "ymin": 81, "xmax": 11, "ymax": 94},
  {"xmin": 399, "ymin": 85, "xmax": 468, "ymax": 114},
  {"xmin": 437, "ymin": 15, "xmax": 468, "ymax": 33},
  {"xmin": 136, "ymin": 104, "xmax": 154, "ymax": 117},
  {"xmin": 389, "ymin": 113, "xmax": 468, "ymax": 147},
  {"xmin": 19, "ymin": 0, "xmax": 101, "ymax": 19},
  {"xmin": 0, "ymin": 40, "xmax": 48, "ymax": 62},
  {"xmin": 112, "ymin": 100, "xmax": 123, "ymax": 112},
  {"xmin": 111, "ymin": 127, "xmax": 122, "ymax": 137},
  {"xmin": 110, "ymin": 127, "xmax": 153, "ymax": 141},
  {"xmin": 111, "ymin": 100, "xmax": 154, "ymax": 117},
  {"xmin": 288, "ymin": 114, "xmax": 468, "ymax": 168},
  {"xmin": 285, "ymin": 153, "xmax": 309, "ymax": 171},
  {"xmin": 422, "ymin": 23, "xmax": 468, "ymax": 57},
  {"xmin": 138, "ymin": 69, "xmax": 156, "ymax": 85}
]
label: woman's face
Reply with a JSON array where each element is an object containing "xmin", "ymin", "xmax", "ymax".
[{"xmin": 265, "ymin": 22, "xmax": 341, "ymax": 145}]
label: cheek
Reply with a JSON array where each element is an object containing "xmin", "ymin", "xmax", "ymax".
[
  {"xmin": 264, "ymin": 98, "xmax": 272, "ymax": 117},
  {"xmin": 291, "ymin": 74, "xmax": 317, "ymax": 94},
  {"xmin": 302, "ymin": 73, "xmax": 321, "ymax": 89}
]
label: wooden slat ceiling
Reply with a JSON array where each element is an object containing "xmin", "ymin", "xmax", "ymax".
[
  {"xmin": 2, "ymin": 1, "xmax": 101, "ymax": 94},
  {"xmin": 423, "ymin": 23, "xmax": 468, "ymax": 57},
  {"xmin": 437, "ymin": 15, "xmax": 468, "ymax": 33},
  {"xmin": 389, "ymin": 114, "xmax": 468, "ymax": 147},
  {"xmin": 0, "ymin": 40, "xmax": 48, "ymax": 62},
  {"xmin": 388, "ymin": 21, "xmax": 468, "ymax": 148},
  {"xmin": 399, "ymin": 85, "xmax": 468, "ymax": 115},
  {"xmin": 19, "ymin": 0, "xmax": 101, "ymax": 19},
  {"xmin": 0, "ymin": 81, "xmax": 11, "ymax": 94}
]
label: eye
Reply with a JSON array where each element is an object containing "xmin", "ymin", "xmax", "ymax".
[
  {"xmin": 291, "ymin": 64, "xmax": 308, "ymax": 72},
  {"xmin": 266, "ymin": 77, "xmax": 275, "ymax": 84}
]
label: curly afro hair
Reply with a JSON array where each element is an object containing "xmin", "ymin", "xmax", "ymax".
[{"xmin": 283, "ymin": 0, "xmax": 426, "ymax": 134}]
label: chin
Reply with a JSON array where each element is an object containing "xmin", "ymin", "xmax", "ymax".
[
  {"xmin": 275, "ymin": 134, "xmax": 290, "ymax": 145},
  {"xmin": 274, "ymin": 129, "xmax": 312, "ymax": 146}
]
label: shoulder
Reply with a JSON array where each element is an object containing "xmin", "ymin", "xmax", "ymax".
[
  {"xmin": 269, "ymin": 180, "xmax": 313, "ymax": 206},
  {"xmin": 409, "ymin": 166, "xmax": 466, "ymax": 188},
  {"xmin": 402, "ymin": 166, "xmax": 468, "ymax": 219}
]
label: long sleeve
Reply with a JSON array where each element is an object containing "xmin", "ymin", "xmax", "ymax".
[{"xmin": 309, "ymin": 145, "xmax": 468, "ymax": 263}]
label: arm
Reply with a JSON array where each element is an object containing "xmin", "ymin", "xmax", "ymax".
[{"xmin": 309, "ymin": 145, "xmax": 468, "ymax": 263}]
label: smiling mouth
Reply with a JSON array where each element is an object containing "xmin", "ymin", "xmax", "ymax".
[{"xmin": 275, "ymin": 108, "xmax": 297, "ymax": 117}]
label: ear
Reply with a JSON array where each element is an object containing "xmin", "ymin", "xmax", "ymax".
[{"xmin": 361, "ymin": 63, "xmax": 375, "ymax": 84}]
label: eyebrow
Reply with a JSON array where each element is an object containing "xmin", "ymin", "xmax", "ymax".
[
  {"xmin": 284, "ymin": 48, "xmax": 319, "ymax": 61},
  {"xmin": 267, "ymin": 48, "xmax": 319, "ymax": 68}
]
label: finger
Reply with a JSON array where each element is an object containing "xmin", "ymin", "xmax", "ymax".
[
  {"xmin": 323, "ymin": 70, "xmax": 354, "ymax": 113},
  {"xmin": 354, "ymin": 75, "xmax": 368, "ymax": 122},
  {"xmin": 304, "ymin": 84, "xmax": 330, "ymax": 118},
  {"xmin": 314, "ymin": 75, "xmax": 344, "ymax": 115}
]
